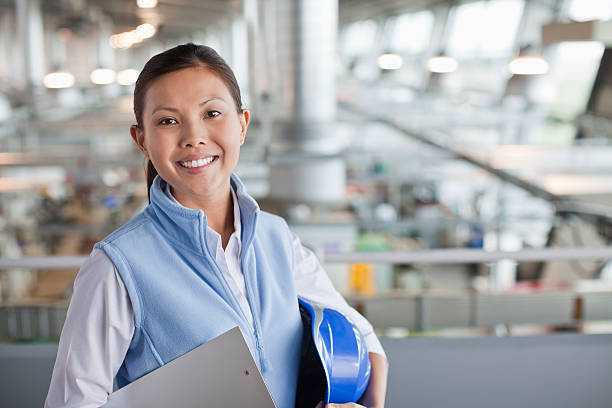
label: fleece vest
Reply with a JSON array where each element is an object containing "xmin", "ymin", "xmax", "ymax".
[{"xmin": 94, "ymin": 174, "xmax": 303, "ymax": 408}]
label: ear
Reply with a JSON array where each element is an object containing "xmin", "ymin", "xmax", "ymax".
[
  {"xmin": 130, "ymin": 125, "xmax": 148, "ymax": 158},
  {"xmin": 239, "ymin": 110, "xmax": 250, "ymax": 146}
]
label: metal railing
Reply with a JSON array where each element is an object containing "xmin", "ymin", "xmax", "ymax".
[
  {"xmin": 321, "ymin": 246, "xmax": 612, "ymax": 264},
  {"xmin": 1, "ymin": 247, "xmax": 612, "ymax": 340},
  {"xmin": 1, "ymin": 247, "xmax": 612, "ymax": 270}
]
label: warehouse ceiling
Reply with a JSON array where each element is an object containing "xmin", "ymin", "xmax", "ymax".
[
  {"xmin": 0, "ymin": 0, "xmax": 241, "ymax": 38},
  {"xmin": 0, "ymin": 0, "xmax": 460, "ymax": 32},
  {"xmin": 0, "ymin": 0, "xmax": 568, "ymax": 36}
]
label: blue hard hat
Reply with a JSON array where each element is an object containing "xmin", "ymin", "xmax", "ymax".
[{"xmin": 295, "ymin": 298, "xmax": 371, "ymax": 407}]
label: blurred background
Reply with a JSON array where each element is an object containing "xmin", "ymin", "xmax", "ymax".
[{"xmin": 1, "ymin": 0, "xmax": 612, "ymax": 406}]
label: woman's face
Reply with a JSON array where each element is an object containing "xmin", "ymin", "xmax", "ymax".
[{"xmin": 132, "ymin": 67, "xmax": 249, "ymax": 208}]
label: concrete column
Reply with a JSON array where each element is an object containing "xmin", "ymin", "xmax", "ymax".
[
  {"xmin": 267, "ymin": 0, "xmax": 346, "ymax": 204},
  {"xmin": 16, "ymin": 0, "xmax": 46, "ymax": 99}
]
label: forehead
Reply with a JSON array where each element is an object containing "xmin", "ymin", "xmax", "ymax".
[{"xmin": 144, "ymin": 67, "xmax": 232, "ymax": 110}]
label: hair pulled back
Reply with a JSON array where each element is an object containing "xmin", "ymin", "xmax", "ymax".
[{"xmin": 132, "ymin": 43, "xmax": 244, "ymax": 200}]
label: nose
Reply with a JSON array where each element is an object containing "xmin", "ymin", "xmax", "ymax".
[{"xmin": 180, "ymin": 119, "xmax": 208, "ymax": 148}]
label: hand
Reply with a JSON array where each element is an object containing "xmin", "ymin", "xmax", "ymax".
[{"xmin": 314, "ymin": 403, "xmax": 366, "ymax": 408}]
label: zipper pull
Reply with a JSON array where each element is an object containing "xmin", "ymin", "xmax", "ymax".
[
  {"xmin": 259, "ymin": 350, "xmax": 270, "ymax": 372},
  {"xmin": 255, "ymin": 335, "xmax": 269, "ymax": 372}
]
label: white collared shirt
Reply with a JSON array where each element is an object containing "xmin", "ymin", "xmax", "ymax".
[{"xmin": 45, "ymin": 187, "xmax": 385, "ymax": 408}]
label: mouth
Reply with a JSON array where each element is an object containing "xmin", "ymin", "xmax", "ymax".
[{"xmin": 177, "ymin": 155, "xmax": 218, "ymax": 169}]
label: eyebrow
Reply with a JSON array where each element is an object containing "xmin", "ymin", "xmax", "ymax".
[{"xmin": 151, "ymin": 97, "xmax": 224, "ymax": 114}]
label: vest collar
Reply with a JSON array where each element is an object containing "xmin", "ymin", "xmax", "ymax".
[{"xmin": 147, "ymin": 174, "xmax": 259, "ymax": 256}]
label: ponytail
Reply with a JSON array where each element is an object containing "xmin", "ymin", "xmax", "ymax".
[{"xmin": 146, "ymin": 160, "xmax": 158, "ymax": 203}]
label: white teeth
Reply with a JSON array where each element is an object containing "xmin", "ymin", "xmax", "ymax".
[{"xmin": 180, "ymin": 156, "xmax": 215, "ymax": 168}]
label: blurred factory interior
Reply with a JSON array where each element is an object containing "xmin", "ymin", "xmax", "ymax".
[{"xmin": 1, "ymin": 0, "xmax": 612, "ymax": 406}]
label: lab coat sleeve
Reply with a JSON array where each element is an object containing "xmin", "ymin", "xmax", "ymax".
[
  {"xmin": 291, "ymin": 232, "xmax": 386, "ymax": 359},
  {"xmin": 44, "ymin": 248, "xmax": 135, "ymax": 408}
]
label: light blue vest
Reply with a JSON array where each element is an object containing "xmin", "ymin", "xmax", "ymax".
[{"xmin": 94, "ymin": 174, "xmax": 303, "ymax": 408}]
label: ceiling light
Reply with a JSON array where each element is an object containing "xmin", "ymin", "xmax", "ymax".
[
  {"xmin": 117, "ymin": 69, "xmax": 139, "ymax": 86},
  {"xmin": 508, "ymin": 56, "xmax": 549, "ymax": 75},
  {"xmin": 109, "ymin": 31, "xmax": 141, "ymax": 49},
  {"xmin": 90, "ymin": 68, "xmax": 116, "ymax": 85},
  {"xmin": 125, "ymin": 31, "xmax": 141, "ymax": 45},
  {"xmin": 110, "ymin": 33, "xmax": 130, "ymax": 49},
  {"xmin": 109, "ymin": 34, "xmax": 121, "ymax": 49},
  {"xmin": 43, "ymin": 72, "xmax": 75, "ymax": 89},
  {"xmin": 427, "ymin": 56, "xmax": 458, "ymax": 73},
  {"xmin": 136, "ymin": 23, "xmax": 156, "ymax": 39},
  {"xmin": 377, "ymin": 53, "xmax": 403, "ymax": 70},
  {"xmin": 137, "ymin": 0, "xmax": 157, "ymax": 8}
]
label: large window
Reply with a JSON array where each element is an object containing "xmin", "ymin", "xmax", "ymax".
[
  {"xmin": 566, "ymin": 0, "xmax": 612, "ymax": 22},
  {"xmin": 447, "ymin": 0, "xmax": 525, "ymax": 58},
  {"xmin": 341, "ymin": 19, "xmax": 379, "ymax": 58},
  {"xmin": 389, "ymin": 11, "xmax": 434, "ymax": 54},
  {"xmin": 547, "ymin": 41, "xmax": 605, "ymax": 119}
]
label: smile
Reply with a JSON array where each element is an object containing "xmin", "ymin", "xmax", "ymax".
[{"xmin": 178, "ymin": 156, "xmax": 217, "ymax": 168}]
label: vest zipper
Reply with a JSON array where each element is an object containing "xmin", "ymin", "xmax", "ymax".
[
  {"xmin": 241, "ymin": 249, "xmax": 268, "ymax": 372},
  {"xmin": 238, "ymin": 210, "xmax": 268, "ymax": 372},
  {"xmin": 200, "ymin": 213, "xmax": 268, "ymax": 372}
]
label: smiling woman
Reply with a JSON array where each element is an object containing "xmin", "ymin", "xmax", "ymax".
[
  {"xmin": 130, "ymin": 66, "xmax": 250, "ymax": 223},
  {"xmin": 130, "ymin": 45, "xmax": 246, "ymax": 203},
  {"xmin": 44, "ymin": 43, "xmax": 387, "ymax": 408}
]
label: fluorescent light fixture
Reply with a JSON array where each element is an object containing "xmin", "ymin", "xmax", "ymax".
[
  {"xmin": 136, "ymin": 23, "xmax": 156, "ymax": 39},
  {"xmin": 90, "ymin": 68, "xmax": 116, "ymax": 85},
  {"xmin": 109, "ymin": 31, "xmax": 141, "ymax": 49},
  {"xmin": 110, "ymin": 33, "xmax": 131, "ymax": 49},
  {"xmin": 109, "ymin": 34, "xmax": 121, "ymax": 49},
  {"xmin": 117, "ymin": 69, "xmax": 139, "ymax": 86},
  {"xmin": 125, "ymin": 31, "xmax": 141, "ymax": 45},
  {"xmin": 137, "ymin": 0, "xmax": 157, "ymax": 8},
  {"xmin": 377, "ymin": 53, "xmax": 403, "ymax": 70},
  {"xmin": 508, "ymin": 56, "xmax": 549, "ymax": 75},
  {"xmin": 43, "ymin": 72, "xmax": 75, "ymax": 89},
  {"xmin": 427, "ymin": 56, "xmax": 458, "ymax": 73}
]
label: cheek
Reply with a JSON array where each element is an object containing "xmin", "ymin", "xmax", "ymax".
[
  {"xmin": 146, "ymin": 133, "xmax": 172, "ymax": 159},
  {"xmin": 218, "ymin": 122, "xmax": 242, "ymax": 150}
]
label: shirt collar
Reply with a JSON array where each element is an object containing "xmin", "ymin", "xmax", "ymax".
[
  {"xmin": 163, "ymin": 179, "xmax": 242, "ymax": 241},
  {"xmin": 147, "ymin": 174, "xmax": 257, "ymax": 256},
  {"xmin": 230, "ymin": 185, "xmax": 242, "ymax": 242}
]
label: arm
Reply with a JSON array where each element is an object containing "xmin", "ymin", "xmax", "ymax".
[
  {"xmin": 291, "ymin": 232, "xmax": 388, "ymax": 407},
  {"xmin": 357, "ymin": 352, "xmax": 388, "ymax": 408},
  {"xmin": 45, "ymin": 249, "xmax": 134, "ymax": 408},
  {"xmin": 323, "ymin": 354, "xmax": 388, "ymax": 408}
]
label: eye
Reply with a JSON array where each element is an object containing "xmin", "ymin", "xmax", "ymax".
[
  {"xmin": 158, "ymin": 117, "xmax": 178, "ymax": 126},
  {"xmin": 206, "ymin": 110, "xmax": 221, "ymax": 118}
]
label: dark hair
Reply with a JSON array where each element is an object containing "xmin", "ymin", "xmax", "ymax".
[{"xmin": 133, "ymin": 43, "xmax": 244, "ymax": 200}]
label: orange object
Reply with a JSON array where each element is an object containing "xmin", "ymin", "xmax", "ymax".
[{"xmin": 349, "ymin": 263, "xmax": 375, "ymax": 295}]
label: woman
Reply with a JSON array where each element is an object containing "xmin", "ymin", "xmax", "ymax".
[{"xmin": 45, "ymin": 43, "xmax": 387, "ymax": 408}]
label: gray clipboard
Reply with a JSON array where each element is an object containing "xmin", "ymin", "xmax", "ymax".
[{"xmin": 103, "ymin": 326, "xmax": 277, "ymax": 407}]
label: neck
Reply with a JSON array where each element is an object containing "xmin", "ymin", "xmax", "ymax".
[{"xmin": 169, "ymin": 184, "xmax": 235, "ymax": 249}]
